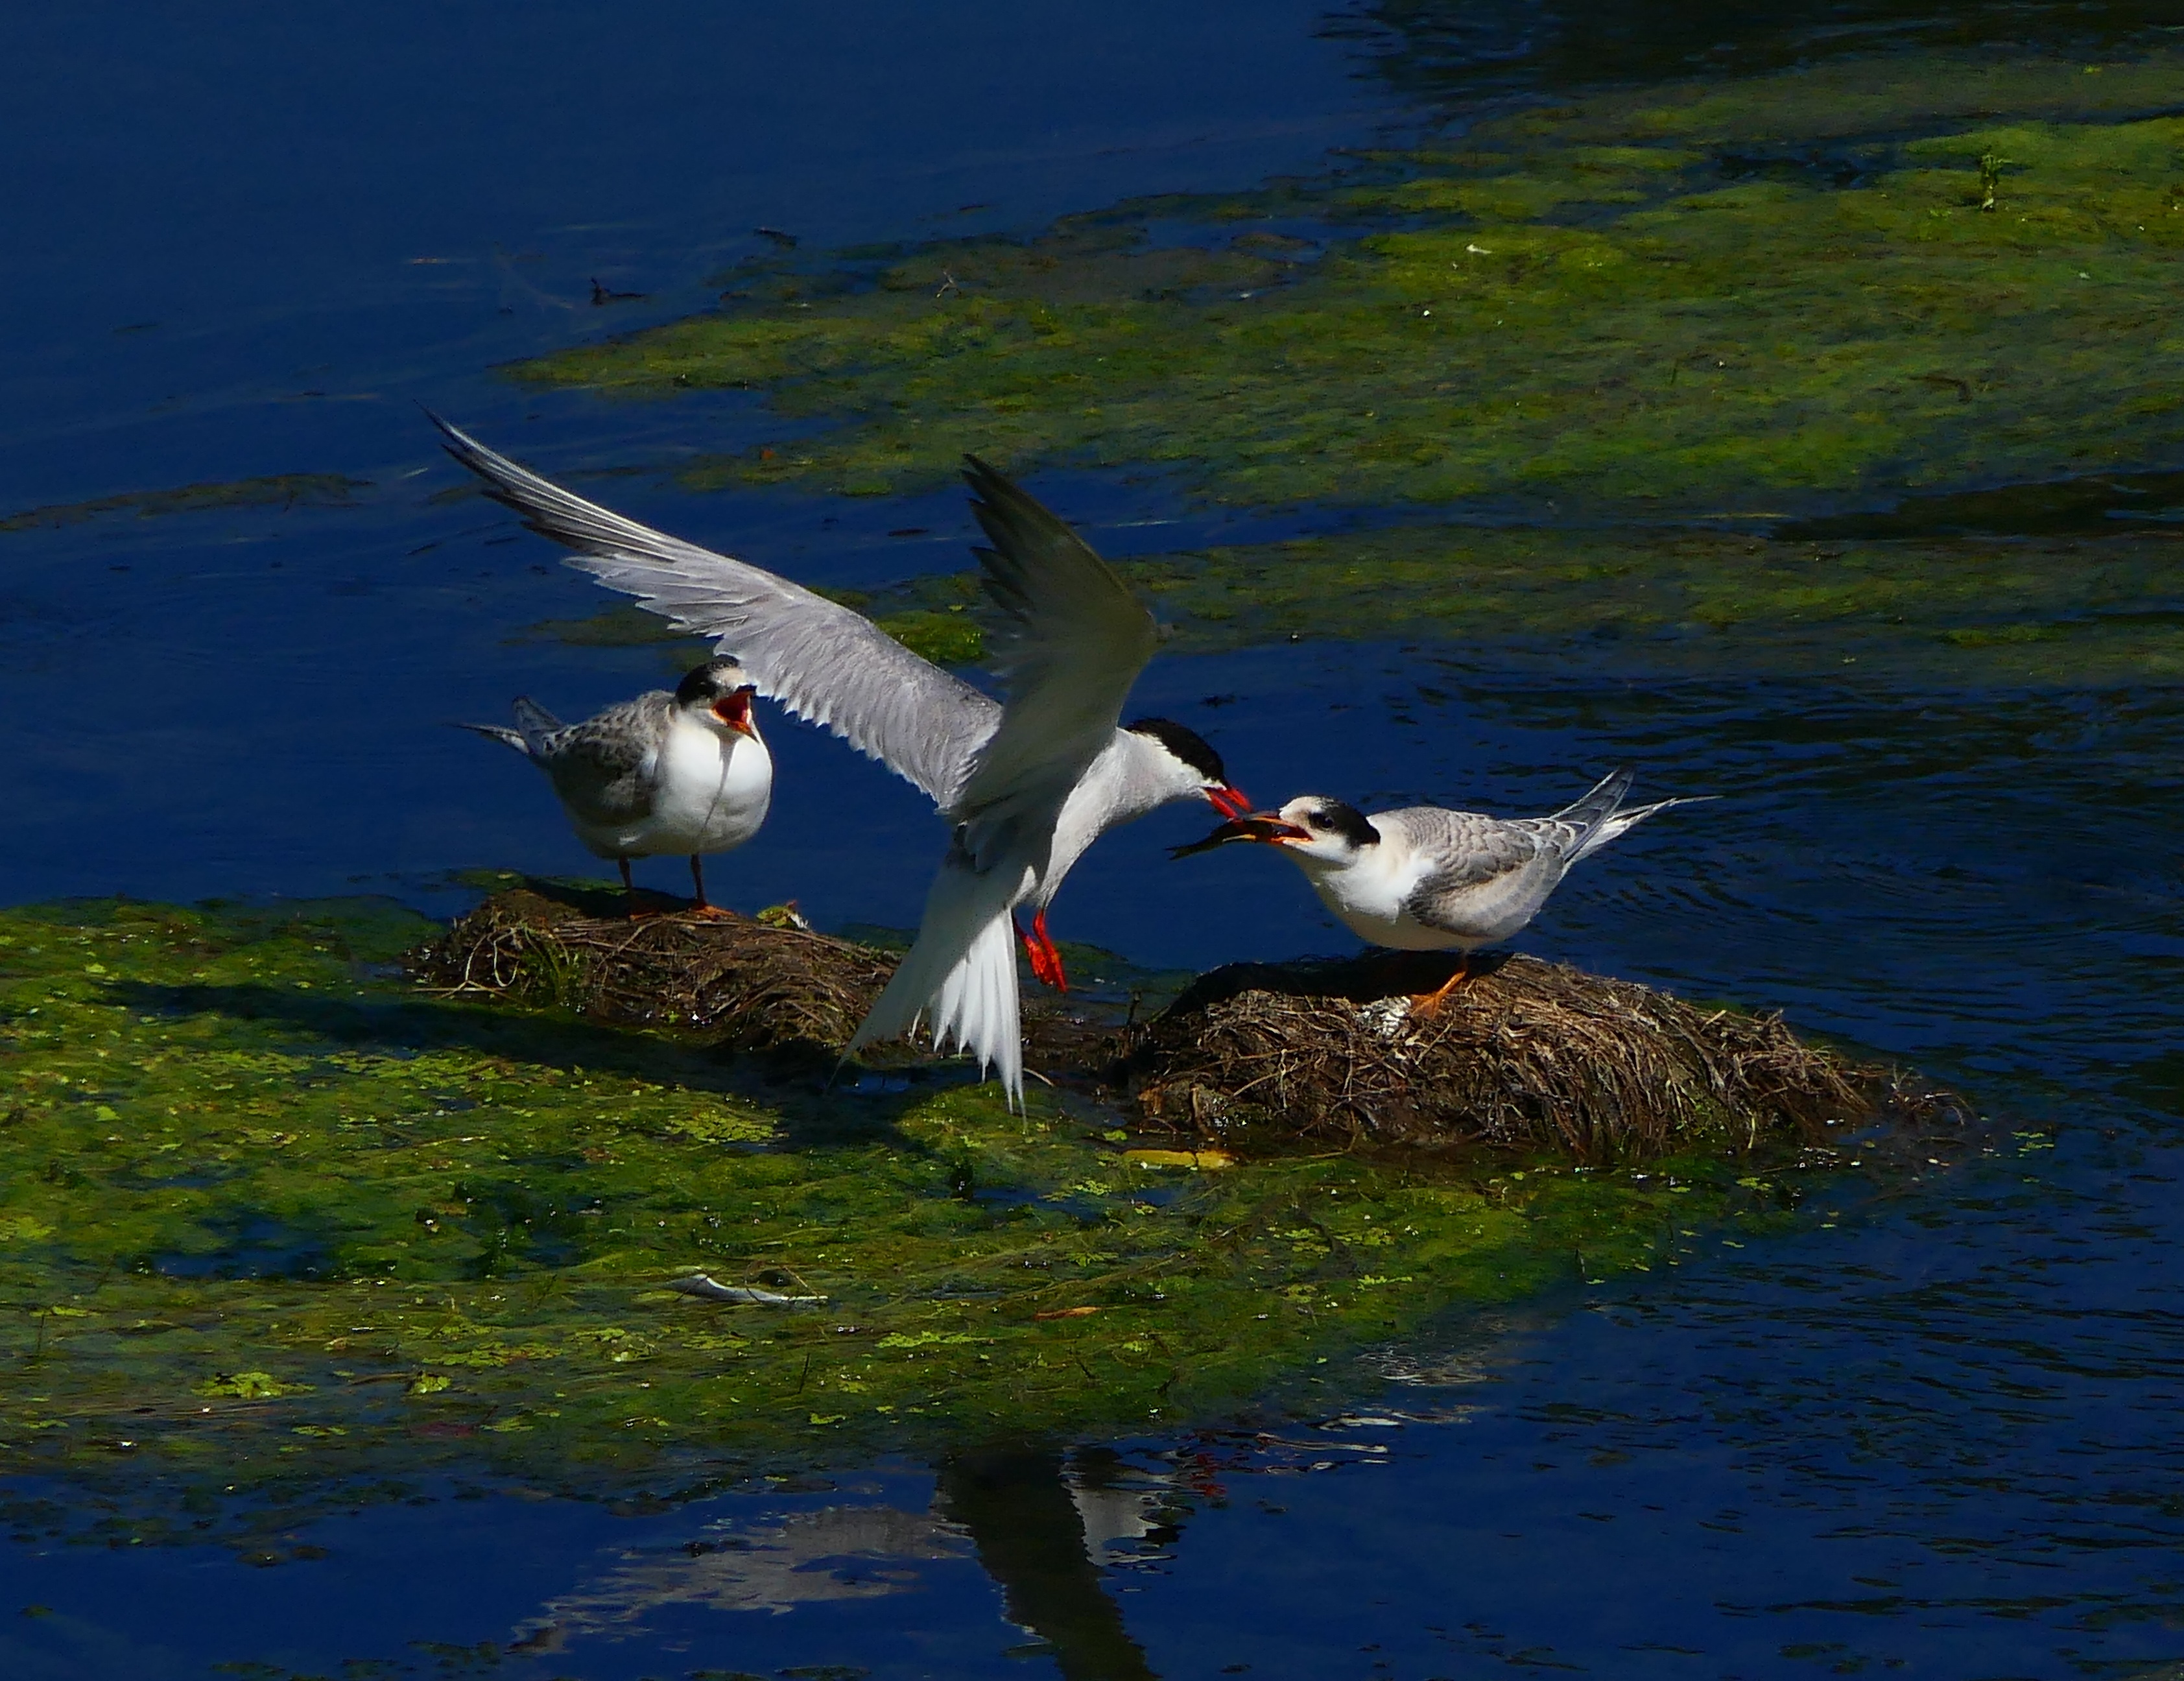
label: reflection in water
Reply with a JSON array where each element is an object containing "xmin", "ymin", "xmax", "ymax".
[
  {"xmin": 526, "ymin": 1502, "xmax": 969, "ymax": 1639},
  {"xmin": 500, "ymin": 1450, "xmax": 1186, "ymax": 1678},
  {"xmin": 934, "ymin": 1449, "xmax": 1163, "ymax": 1681}
]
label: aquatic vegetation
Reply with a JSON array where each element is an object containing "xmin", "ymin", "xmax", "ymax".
[
  {"xmin": 1151, "ymin": 525, "xmax": 2184, "ymax": 681},
  {"xmin": 766, "ymin": 519, "xmax": 2184, "ymax": 686},
  {"xmin": 0, "ymin": 896, "xmax": 1844, "ymax": 1520},
  {"xmin": 0, "ymin": 473, "xmax": 368, "ymax": 534},
  {"xmin": 512, "ymin": 46, "xmax": 2184, "ymax": 518},
  {"xmin": 1344, "ymin": 0, "xmax": 2184, "ymax": 105}
]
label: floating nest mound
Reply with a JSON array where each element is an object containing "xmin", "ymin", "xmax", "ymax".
[
  {"xmin": 410, "ymin": 886, "xmax": 894, "ymax": 1053},
  {"xmin": 1115, "ymin": 950, "xmax": 1936, "ymax": 1163},
  {"xmin": 414, "ymin": 890, "xmax": 1951, "ymax": 1163}
]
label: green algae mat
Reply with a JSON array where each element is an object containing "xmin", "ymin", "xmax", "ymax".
[
  {"xmin": 514, "ymin": 46, "xmax": 2184, "ymax": 516},
  {"xmin": 0, "ymin": 897, "xmax": 1829, "ymax": 1511},
  {"xmin": 502, "ymin": 40, "xmax": 2184, "ymax": 687},
  {"xmin": 706, "ymin": 521, "xmax": 2184, "ymax": 687}
]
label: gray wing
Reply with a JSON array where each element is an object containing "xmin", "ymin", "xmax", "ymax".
[
  {"xmin": 431, "ymin": 416, "xmax": 996, "ymax": 808},
  {"xmin": 950, "ymin": 455, "xmax": 1161, "ymax": 865},
  {"xmin": 1386, "ymin": 807, "xmax": 1573, "ymax": 935},
  {"xmin": 535, "ymin": 695, "xmax": 670, "ymax": 829}
]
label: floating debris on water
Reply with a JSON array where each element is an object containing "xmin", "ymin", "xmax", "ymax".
[{"xmin": 664, "ymin": 1272, "xmax": 826, "ymax": 1307}]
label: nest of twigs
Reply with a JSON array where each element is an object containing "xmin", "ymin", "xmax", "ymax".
[
  {"xmin": 410, "ymin": 887, "xmax": 895, "ymax": 1053},
  {"xmin": 1113, "ymin": 949, "xmax": 1930, "ymax": 1162},
  {"xmin": 413, "ymin": 889, "xmax": 1949, "ymax": 1164}
]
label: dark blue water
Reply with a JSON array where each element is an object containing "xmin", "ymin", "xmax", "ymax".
[{"xmin": 6, "ymin": 3, "xmax": 2184, "ymax": 1677}]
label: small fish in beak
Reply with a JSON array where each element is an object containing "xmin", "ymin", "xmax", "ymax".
[{"xmin": 1169, "ymin": 812, "xmax": 1310, "ymax": 858}]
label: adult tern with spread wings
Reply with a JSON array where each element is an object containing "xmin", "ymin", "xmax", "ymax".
[{"xmin": 431, "ymin": 417, "xmax": 1248, "ymax": 1105}]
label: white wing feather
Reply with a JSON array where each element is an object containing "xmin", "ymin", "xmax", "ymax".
[
  {"xmin": 949, "ymin": 456, "xmax": 1161, "ymax": 865},
  {"xmin": 848, "ymin": 850, "xmax": 1028, "ymax": 1104},
  {"xmin": 431, "ymin": 415, "xmax": 996, "ymax": 807}
]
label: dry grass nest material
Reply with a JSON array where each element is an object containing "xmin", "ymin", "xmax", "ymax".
[
  {"xmin": 414, "ymin": 891, "xmax": 1954, "ymax": 1164},
  {"xmin": 410, "ymin": 887, "xmax": 894, "ymax": 1053},
  {"xmin": 1117, "ymin": 950, "xmax": 1950, "ymax": 1162}
]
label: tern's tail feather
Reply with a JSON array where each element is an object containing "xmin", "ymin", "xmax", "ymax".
[
  {"xmin": 508, "ymin": 697, "xmax": 562, "ymax": 751},
  {"xmin": 1576, "ymin": 793, "xmax": 1711, "ymax": 859},
  {"xmin": 455, "ymin": 698, "xmax": 563, "ymax": 759},
  {"xmin": 848, "ymin": 860, "xmax": 1025, "ymax": 1108},
  {"xmin": 455, "ymin": 721, "xmax": 530, "ymax": 755},
  {"xmin": 1553, "ymin": 766, "xmax": 1711, "ymax": 864}
]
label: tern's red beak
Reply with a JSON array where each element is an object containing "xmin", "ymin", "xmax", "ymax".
[
  {"xmin": 713, "ymin": 687, "xmax": 758, "ymax": 737},
  {"xmin": 1205, "ymin": 783, "xmax": 1253, "ymax": 820},
  {"xmin": 1170, "ymin": 811, "xmax": 1310, "ymax": 858}
]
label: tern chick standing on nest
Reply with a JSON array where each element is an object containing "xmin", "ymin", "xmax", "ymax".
[
  {"xmin": 460, "ymin": 655, "xmax": 772, "ymax": 918},
  {"xmin": 1175, "ymin": 767, "xmax": 1706, "ymax": 1007}
]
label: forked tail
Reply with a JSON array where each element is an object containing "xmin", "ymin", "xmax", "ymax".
[
  {"xmin": 1555, "ymin": 765, "xmax": 1711, "ymax": 863},
  {"xmin": 454, "ymin": 697, "xmax": 563, "ymax": 759},
  {"xmin": 846, "ymin": 855, "xmax": 1025, "ymax": 1108},
  {"xmin": 454, "ymin": 721, "xmax": 529, "ymax": 754}
]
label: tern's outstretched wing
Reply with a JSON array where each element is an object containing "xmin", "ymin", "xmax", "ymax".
[
  {"xmin": 431, "ymin": 416, "xmax": 995, "ymax": 807},
  {"xmin": 950, "ymin": 455, "xmax": 1160, "ymax": 866}
]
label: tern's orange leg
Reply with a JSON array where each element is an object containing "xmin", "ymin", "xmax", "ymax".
[
  {"xmin": 1408, "ymin": 955, "xmax": 1475, "ymax": 1014},
  {"xmin": 687, "ymin": 857, "xmax": 735, "ymax": 920},
  {"xmin": 1019, "ymin": 910, "xmax": 1069, "ymax": 994},
  {"xmin": 1034, "ymin": 911, "xmax": 1069, "ymax": 994}
]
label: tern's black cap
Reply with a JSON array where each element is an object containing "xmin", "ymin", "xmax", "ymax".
[
  {"xmin": 675, "ymin": 656, "xmax": 750, "ymax": 706},
  {"xmin": 1304, "ymin": 799, "xmax": 1381, "ymax": 848},
  {"xmin": 1124, "ymin": 717, "xmax": 1226, "ymax": 783}
]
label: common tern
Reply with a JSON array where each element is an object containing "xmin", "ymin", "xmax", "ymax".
[
  {"xmin": 1176, "ymin": 767, "xmax": 1702, "ymax": 1003},
  {"xmin": 460, "ymin": 655, "xmax": 771, "ymax": 916},
  {"xmin": 431, "ymin": 417, "xmax": 1248, "ymax": 1104}
]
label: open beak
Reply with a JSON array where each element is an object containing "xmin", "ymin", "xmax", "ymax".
[
  {"xmin": 713, "ymin": 686, "xmax": 758, "ymax": 737},
  {"xmin": 1204, "ymin": 783, "xmax": 1253, "ymax": 820},
  {"xmin": 1169, "ymin": 812, "xmax": 1310, "ymax": 858}
]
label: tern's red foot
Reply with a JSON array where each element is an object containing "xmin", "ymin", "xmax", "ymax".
[
  {"xmin": 688, "ymin": 904, "xmax": 737, "ymax": 921},
  {"xmin": 685, "ymin": 856, "xmax": 740, "ymax": 920},
  {"xmin": 1018, "ymin": 912, "xmax": 1069, "ymax": 994},
  {"xmin": 1407, "ymin": 957, "xmax": 1475, "ymax": 1015}
]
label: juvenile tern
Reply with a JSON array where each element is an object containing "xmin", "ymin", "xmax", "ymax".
[
  {"xmin": 1176, "ymin": 767, "xmax": 1702, "ymax": 1003},
  {"xmin": 431, "ymin": 416, "xmax": 1248, "ymax": 1103},
  {"xmin": 460, "ymin": 655, "xmax": 771, "ymax": 916}
]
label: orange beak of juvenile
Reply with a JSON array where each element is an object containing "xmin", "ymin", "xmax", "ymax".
[
  {"xmin": 713, "ymin": 686, "xmax": 758, "ymax": 737},
  {"xmin": 1169, "ymin": 811, "xmax": 1310, "ymax": 858},
  {"xmin": 1205, "ymin": 783, "xmax": 1253, "ymax": 820}
]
